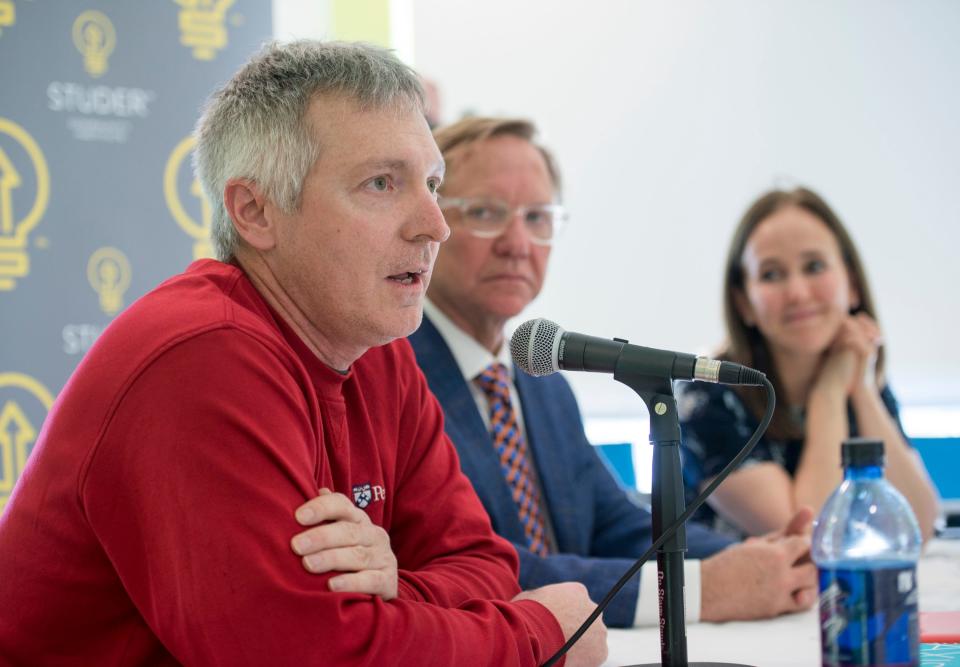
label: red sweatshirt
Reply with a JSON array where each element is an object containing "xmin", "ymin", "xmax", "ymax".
[{"xmin": 0, "ymin": 260, "xmax": 564, "ymax": 666}]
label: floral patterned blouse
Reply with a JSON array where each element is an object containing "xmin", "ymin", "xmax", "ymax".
[{"xmin": 676, "ymin": 382, "xmax": 906, "ymax": 538}]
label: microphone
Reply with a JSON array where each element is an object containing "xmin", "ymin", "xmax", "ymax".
[{"xmin": 510, "ymin": 318, "xmax": 765, "ymax": 386}]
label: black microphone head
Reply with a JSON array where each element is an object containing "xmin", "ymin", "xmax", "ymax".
[{"xmin": 510, "ymin": 318, "xmax": 563, "ymax": 377}]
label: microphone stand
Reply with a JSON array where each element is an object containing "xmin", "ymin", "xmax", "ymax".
[{"xmin": 613, "ymin": 345, "xmax": 752, "ymax": 667}]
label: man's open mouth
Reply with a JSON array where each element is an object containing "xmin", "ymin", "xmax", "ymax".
[{"xmin": 388, "ymin": 270, "xmax": 423, "ymax": 285}]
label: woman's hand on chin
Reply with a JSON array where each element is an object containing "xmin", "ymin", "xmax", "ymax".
[{"xmin": 816, "ymin": 313, "xmax": 882, "ymax": 397}]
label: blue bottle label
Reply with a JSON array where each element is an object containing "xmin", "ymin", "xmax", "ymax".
[{"xmin": 818, "ymin": 564, "xmax": 919, "ymax": 666}]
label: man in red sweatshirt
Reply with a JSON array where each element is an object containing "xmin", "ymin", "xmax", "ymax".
[{"xmin": 0, "ymin": 41, "xmax": 606, "ymax": 667}]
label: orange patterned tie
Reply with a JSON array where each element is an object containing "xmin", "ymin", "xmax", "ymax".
[{"xmin": 475, "ymin": 362, "xmax": 549, "ymax": 556}]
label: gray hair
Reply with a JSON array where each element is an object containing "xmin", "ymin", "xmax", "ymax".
[{"xmin": 194, "ymin": 40, "xmax": 425, "ymax": 261}]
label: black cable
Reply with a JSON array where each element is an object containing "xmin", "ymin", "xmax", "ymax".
[{"xmin": 541, "ymin": 375, "xmax": 775, "ymax": 667}]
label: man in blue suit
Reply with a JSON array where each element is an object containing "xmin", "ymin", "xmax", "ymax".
[{"xmin": 408, "ymin": 116, "xmax": 818, "ymax": 628}]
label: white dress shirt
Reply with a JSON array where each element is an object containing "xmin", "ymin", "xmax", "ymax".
[{"xmin": 421, "ymin": 300, "xmax": 702, "ymax": 626}]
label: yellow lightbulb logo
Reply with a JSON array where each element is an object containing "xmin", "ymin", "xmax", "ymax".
[
  {"xmin": 72, "ymin": 10, "xmax": 116, "ymax": 78},
  {"xmin": 164, "ymin": 136, "xmax": 214, "ymax": 260},
  {"xmin": 0, "ymin": 373, "xmax": 54, "ymax": 513},
  {"xmin": 0, "ymin": 1, "xmax": 15, "ymax": 36},
  {"xmin": 0, "ymin": 118, "xmax": 49, "ymax": 291},
  {"xmin": 87, "ymin": 247, "xmax": 131, "ymax": 315},
  {"xmin": 174, "ymin": 0, "xmax": 235, "ymax": 61}
]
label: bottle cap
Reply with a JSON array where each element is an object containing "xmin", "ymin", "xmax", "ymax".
[{"xmin": 841, "ymin": 437, "xmax": 885, "ymax": 468}]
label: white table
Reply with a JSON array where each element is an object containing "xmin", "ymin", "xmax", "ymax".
[{"xmin": 603, "ymin": 539, "xmax": 960, "ymax": 667}]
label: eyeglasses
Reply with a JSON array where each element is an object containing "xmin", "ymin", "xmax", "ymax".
[{"xmin": 438, "ymin": 196, "xmax": 568, "ymax": 246}]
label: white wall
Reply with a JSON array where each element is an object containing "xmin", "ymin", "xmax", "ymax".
[{"xmin": 412, "ymin": 0, "xmax": 960, "ymax": 425}]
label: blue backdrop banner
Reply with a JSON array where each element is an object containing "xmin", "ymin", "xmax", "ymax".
[{"xmin": 0, "ymin": 1, "xmax": 273, "ymax": 512}]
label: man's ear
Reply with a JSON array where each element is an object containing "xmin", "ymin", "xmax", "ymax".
[{"xmin": 224, "ymin": 178, "xmax": 277, "ymax": 251}]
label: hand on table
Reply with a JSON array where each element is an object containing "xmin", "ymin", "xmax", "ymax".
[
  {"xmin": 513, "ymin": 582, "xmax": 608, "ymax": 667},
  {"xmin": 701, "ymin": 508, "xmax": 817, "ymax": 621}
]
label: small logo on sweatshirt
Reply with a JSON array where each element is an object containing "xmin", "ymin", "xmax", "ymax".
[{"xmin": 352, "ymin": 482, "xmax": 386, "ymax": 509}]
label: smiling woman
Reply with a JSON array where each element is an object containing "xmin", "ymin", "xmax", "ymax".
[{"xmin": 677, "ymin": 187, "xmax": 940, "ymax": 542}]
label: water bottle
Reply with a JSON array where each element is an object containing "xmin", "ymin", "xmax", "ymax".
[{"xmin": 812, "ymin": 437, "xmax": 922, "ymax": 667}]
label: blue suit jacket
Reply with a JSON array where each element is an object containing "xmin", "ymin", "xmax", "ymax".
[{"xmin": 409, "ymin": 316, "xmax": 733, "ymax": 627}]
